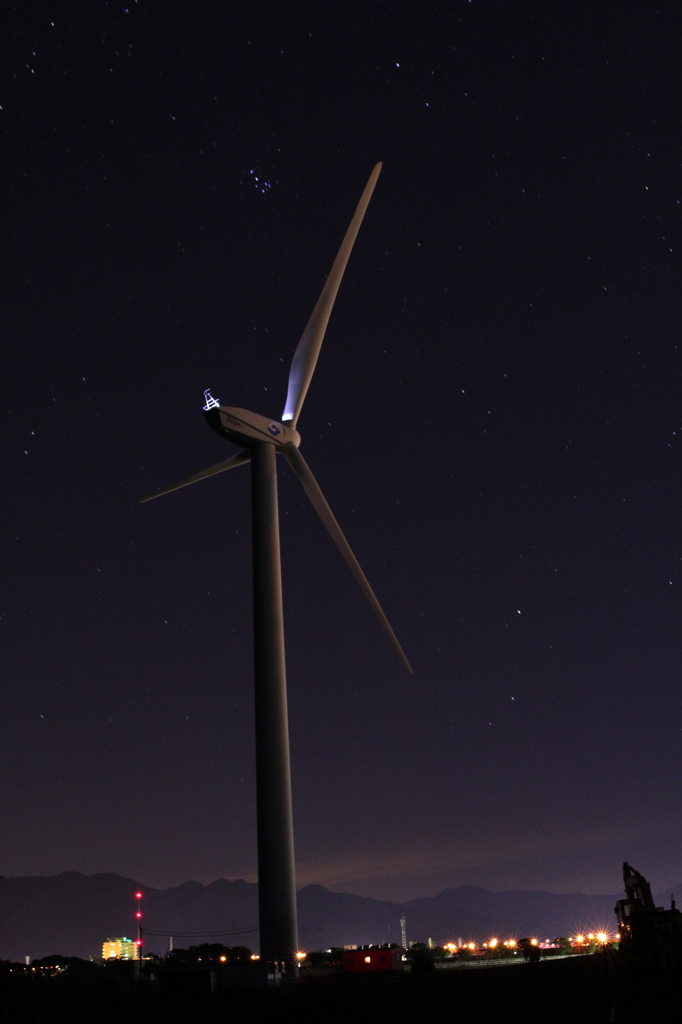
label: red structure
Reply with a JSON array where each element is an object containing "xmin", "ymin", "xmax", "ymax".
[
  {"xmin": 135, "ymin": 892, "xmax": 143, "ymax": 957},
  {"xmin": 342, "ymin": 945, "xmax": 403, "ymax": 973}
]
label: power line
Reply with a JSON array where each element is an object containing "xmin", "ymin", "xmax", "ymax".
[{"xmin": 141, "ymin": 925, "xmax": 259, "ymax": 938}]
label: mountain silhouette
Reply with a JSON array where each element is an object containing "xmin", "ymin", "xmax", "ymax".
[{"xmin": 1, "ymin": 872, "xmax": 678, "ymax": 961}]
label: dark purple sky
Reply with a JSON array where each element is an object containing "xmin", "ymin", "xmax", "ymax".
[{"xmin": 2, "ymin": 1, "xmax": 681, "ymax": 901}]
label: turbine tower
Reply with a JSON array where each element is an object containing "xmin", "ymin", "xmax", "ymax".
[{"xmin": 142, "ymin": 162, "xmax": 412, "ymax": 970}]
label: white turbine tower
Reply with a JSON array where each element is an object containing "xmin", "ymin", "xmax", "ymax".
[{"xmin": 142, "ymin": 162, "xmax": 411, "ymax": 971}]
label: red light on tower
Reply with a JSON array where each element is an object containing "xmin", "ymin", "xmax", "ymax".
[{"xmin": 134, "ymin": 892, "xmax": 143, "ymax": 960}]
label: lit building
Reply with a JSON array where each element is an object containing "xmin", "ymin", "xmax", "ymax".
[{"xmin": 102, "ymin": 937, "xmax": 139, "ymax": 960}]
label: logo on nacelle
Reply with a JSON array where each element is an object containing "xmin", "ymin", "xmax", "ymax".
[{"xmin": 267, "ymin": 422, "xmax": 282, "ymax": 436}]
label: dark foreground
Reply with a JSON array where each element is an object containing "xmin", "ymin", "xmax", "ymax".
[{"xmin": 3, "ymin": 953, "xmax": 679, "ymax": 1023}]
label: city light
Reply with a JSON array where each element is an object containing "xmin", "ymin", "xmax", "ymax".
[
  {"xmin": 489, "ymin": 938, "xmax": 498, "ymax": 948},
  {"xmin": 250, "ymin": 955, "xmax": 260, "ymax": 960},
  {"xmin": 220, "ymin": 956, "xmax": 226, "ymax": 962},
  {"xmin": 296, "ymin": 952, "xmax": 306, "ymax": 960},
  {"xmin": 576, "ymin": 935, "xmax": 584, "ymax": 943},
  {"xmin": 597, "ymin": 933, "xmax": 607, "ymax": 943},
  {"xmin": 135, "ymin": 893, "xmax": 143, "ymax": 900},
  {"xmin": 364, "ymin": 955, "xmax": 371, "ymax": 963},
  {"xmin": 530, "ymin": 939, "xmax": 538, "ymax": 946}
]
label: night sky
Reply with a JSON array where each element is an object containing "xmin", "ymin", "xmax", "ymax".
[{"xmin": 2, "ymin": 2, "xmax": 681, "ymax": 902}]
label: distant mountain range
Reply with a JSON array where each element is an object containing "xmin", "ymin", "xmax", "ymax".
[{"xmin": 0, "ymin": 872, "xmax": 678, "ymax": 962}]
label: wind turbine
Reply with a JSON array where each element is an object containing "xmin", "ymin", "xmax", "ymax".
[{"xmin": 141, "ymin": 162, "xmax": 412, "ymax": 970}]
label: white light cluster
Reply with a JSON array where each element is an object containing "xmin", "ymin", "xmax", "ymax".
[{"xmin": 248, "ymin": 169, "xmax": 272, "ymax": 193}]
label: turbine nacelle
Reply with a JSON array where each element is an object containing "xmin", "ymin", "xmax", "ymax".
[{"xmin": 205, "ymin": 406, "xmax": 301, "ymax": 450}]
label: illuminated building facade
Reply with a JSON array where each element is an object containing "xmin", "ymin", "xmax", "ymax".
[{"xmin": 102, "ymin": 937, "xmax": 139, "ymax": 960}]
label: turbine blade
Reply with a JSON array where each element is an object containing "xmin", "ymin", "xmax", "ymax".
[
  {"xmin": 140, "ymin": 451, "xmax": 251, "ymax": 503},
  {"xmin": 281, "ymin": 444, "xmax": 412, "ymax": 674},
  {"xmin": 282, "ymin": 162, "xmax": 382, "ymax": 428}
]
